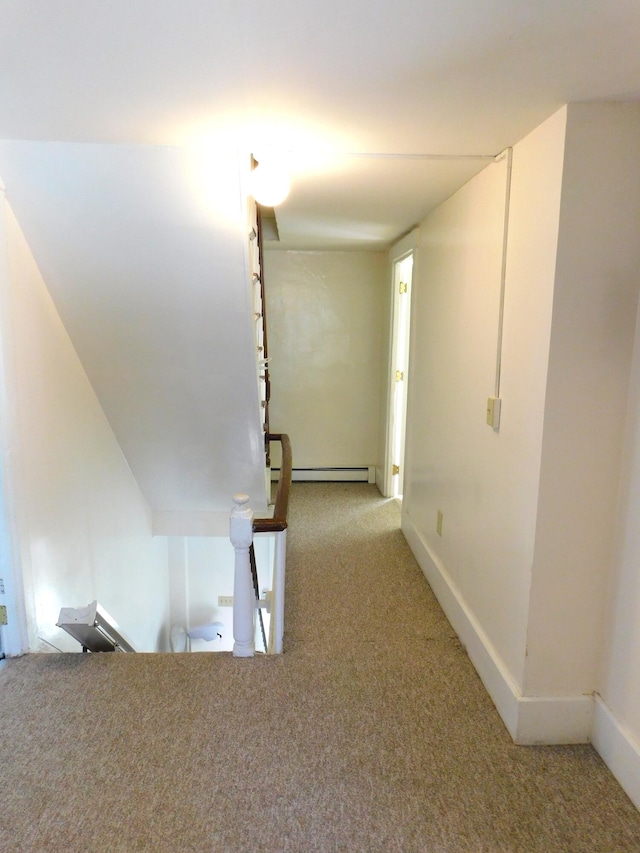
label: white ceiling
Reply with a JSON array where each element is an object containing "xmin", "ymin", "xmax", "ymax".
[
  {"xmin": 1, "ymin": 1, "xmax": 640, "ymax": 249},
  {"xmin": 0, "ymin": 1, "xmax": 639, "ymax": 512}
]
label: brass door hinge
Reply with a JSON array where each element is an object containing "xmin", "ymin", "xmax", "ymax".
[
  {"xmin": 395, "ymin": 370, "xmax": 404, "ymax": 382},
  {"xmin": 392, "ymin": 464, "xmax": 400, "ymax": 476},
  {"xmin": 0, "ymin": 605, "xmax": 7, "ymax": 626},
  {"xmin": 399, "ymin": 281, "xmax": 408, "ymax": 294}
]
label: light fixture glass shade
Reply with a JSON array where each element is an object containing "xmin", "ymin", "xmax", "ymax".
[{"xmin": 250, "ymin": 159, "xmax": 290, "ymax": 206}]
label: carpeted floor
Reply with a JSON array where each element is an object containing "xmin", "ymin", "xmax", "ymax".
[{"xmin": 1, "ymin": 482, "xmax": 640, "ymax": 852}]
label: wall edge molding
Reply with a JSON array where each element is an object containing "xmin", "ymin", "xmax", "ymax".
[{"xmin": 592, "ymin": 695, "xmax": 640, "ymax": 812}]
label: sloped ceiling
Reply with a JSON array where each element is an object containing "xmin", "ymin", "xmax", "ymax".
[
  {"xmin": 0, "ymin": 1, "xmax": 639, "ymax": 513},
  {"xmin": 0, "ymin": 141, "xmax": 268, "ymax": 515}
]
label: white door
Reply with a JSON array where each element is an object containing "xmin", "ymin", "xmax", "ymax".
[{"xmin": 387, "ymin": 252, "xmax": 413, "ymax": 499}]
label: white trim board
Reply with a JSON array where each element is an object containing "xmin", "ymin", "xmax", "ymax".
[
  {"xmin": 401, "ymin": 509, "xmax": 593, "ymax": 745},
  {"xmin": 592, "ymin": 695, "xmax": 640, "ymax": 813},
  {"xmin": 271, "ymin": 467, "xmax": 376, "ymax": 483},
  {"xmin": 390, "ymin": 228, "xmax": 419, "ymax": 262}
]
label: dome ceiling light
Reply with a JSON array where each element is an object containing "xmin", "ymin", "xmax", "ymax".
[{"xmin": 250, "ymin": 153, "xmax": 290, "ymax": 207}]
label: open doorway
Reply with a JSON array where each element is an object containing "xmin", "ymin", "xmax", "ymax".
[{"xmin": 386, "ymin": 250, "xmax": 413, "ymax": 499}]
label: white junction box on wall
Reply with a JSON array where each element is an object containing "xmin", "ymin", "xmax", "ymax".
[{"xmin": 486, "ymin": 396, "xmax": 502, "ymax": 429}]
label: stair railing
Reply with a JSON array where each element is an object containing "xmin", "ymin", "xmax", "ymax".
[
  {"xmin": 230, "ymin": 433, "xmax": 292, "ymax": 656},
  {"xmin": 248, "ymin": 191, "xmax": 272, "ymax": 466}
]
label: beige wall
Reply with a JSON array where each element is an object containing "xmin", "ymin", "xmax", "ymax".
[
  {"xmin": 264, "ymin": 249, "xmax": 387, "ymax": 470},
  {"xmin": 0, "ymin": 195, "xmax": 169, "ymax": 653}
]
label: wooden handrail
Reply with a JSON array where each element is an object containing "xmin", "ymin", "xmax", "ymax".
[{"xmin": 253, "ymin": 433, "xmax": 292, "ymax": 533}]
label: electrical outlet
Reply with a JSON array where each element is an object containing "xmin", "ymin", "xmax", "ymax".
[
  {"xmin": 218, "ymin": 596, "xmax": 234, "ymax": 607},
  {"xmin": 436, "ymin": 510, "xmax": 443, "ymax": 537}
]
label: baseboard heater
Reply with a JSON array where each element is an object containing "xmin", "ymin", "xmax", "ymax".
[{"xmin": 271, "ymin": 466, "xmax": 375, "ymax": 483}]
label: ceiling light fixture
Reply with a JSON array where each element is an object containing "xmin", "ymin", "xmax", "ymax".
[{"xmin": 250, "ymin": 153, "xmax": 290, "ymax": 207}]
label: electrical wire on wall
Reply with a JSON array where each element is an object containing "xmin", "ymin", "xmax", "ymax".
[
  {"xmin": 494, "ymin": 147, "xmax": 513, "ymax": 399},
  {"xmin": 484, "ymin": 147, "xmax": 513, "ymax": 431}
]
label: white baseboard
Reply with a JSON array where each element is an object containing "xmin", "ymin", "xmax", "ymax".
[
  {"xmin": 592, "ymin": 695, "xmax": 640, "ymax": 812},
  {"xmin": 402, "ymin": 509, "xmax": 593, "ymax": 745},
  {"xmin": 516, "ymin": 694, "xmax": 593, "ymax": 745}
]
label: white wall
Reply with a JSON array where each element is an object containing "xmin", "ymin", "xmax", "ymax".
[
  {"xmin": 402, "ymin": 138, "xmax": 555, "ymax": 692},
  {"xmin": 0, "ymin": 193, "xmax": 169, "ymax": 653},
  {"xmin": 264, "ymin": 250, "xmax": 387, "ymax": 470},
  {"xmin": 594, "ymin": 295, "xmax": 640, "ymax": 809},
  {"xmin": 591, "ymin": 108, "xmax": 640, "ymax": 809},
  {"xmin": 523, "ymin": 104, "xmax": 640, "ymax": 698},
  {"xmin": 403, "ymin": 103, "xmax": 640, "ymax": 766},
  {"xmin": 167, "ymin": 533, "xmax": 273, "ymax": 652},
  {"xmin": 168, "ymin": 536, "xmax": 235, "ymax": 652}
]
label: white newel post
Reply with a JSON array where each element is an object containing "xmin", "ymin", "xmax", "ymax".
[{"xmin": 230, "ymin": 493, "xmax": 255, "ymax": 657}]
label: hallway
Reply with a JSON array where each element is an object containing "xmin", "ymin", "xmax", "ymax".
[{"xmin": 1, "ymin": 483, "xmax": 640, "ymax": 851}]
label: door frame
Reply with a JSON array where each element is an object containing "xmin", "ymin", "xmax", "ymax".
[
  {"xmin": 0, "ymin": 192, "xmax": 31, "ymax": 658},
  {"xmin": 381, "ymin": 230, "xmax": 417, "ymax": 498}
]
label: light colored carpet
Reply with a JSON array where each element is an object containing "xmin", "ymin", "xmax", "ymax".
[{"xmin": 1, "ymin": 482, "xmax": 640, "ymax": 852}]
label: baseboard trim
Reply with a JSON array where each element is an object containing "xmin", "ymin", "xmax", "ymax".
[
  {"xmin": 592, "ymin": 695, "xmax": 640, "ymax": 812},
  {"xmin": 402, "ymin": 508, "xmax": 593, "ymax": 745},
  {"xmin": 516, "ymin": 694, "xmax": 593, "ymax": 745},
  {"xmin": 375, "ymin": 466, "xmax": 387, "ymax": 497}
]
